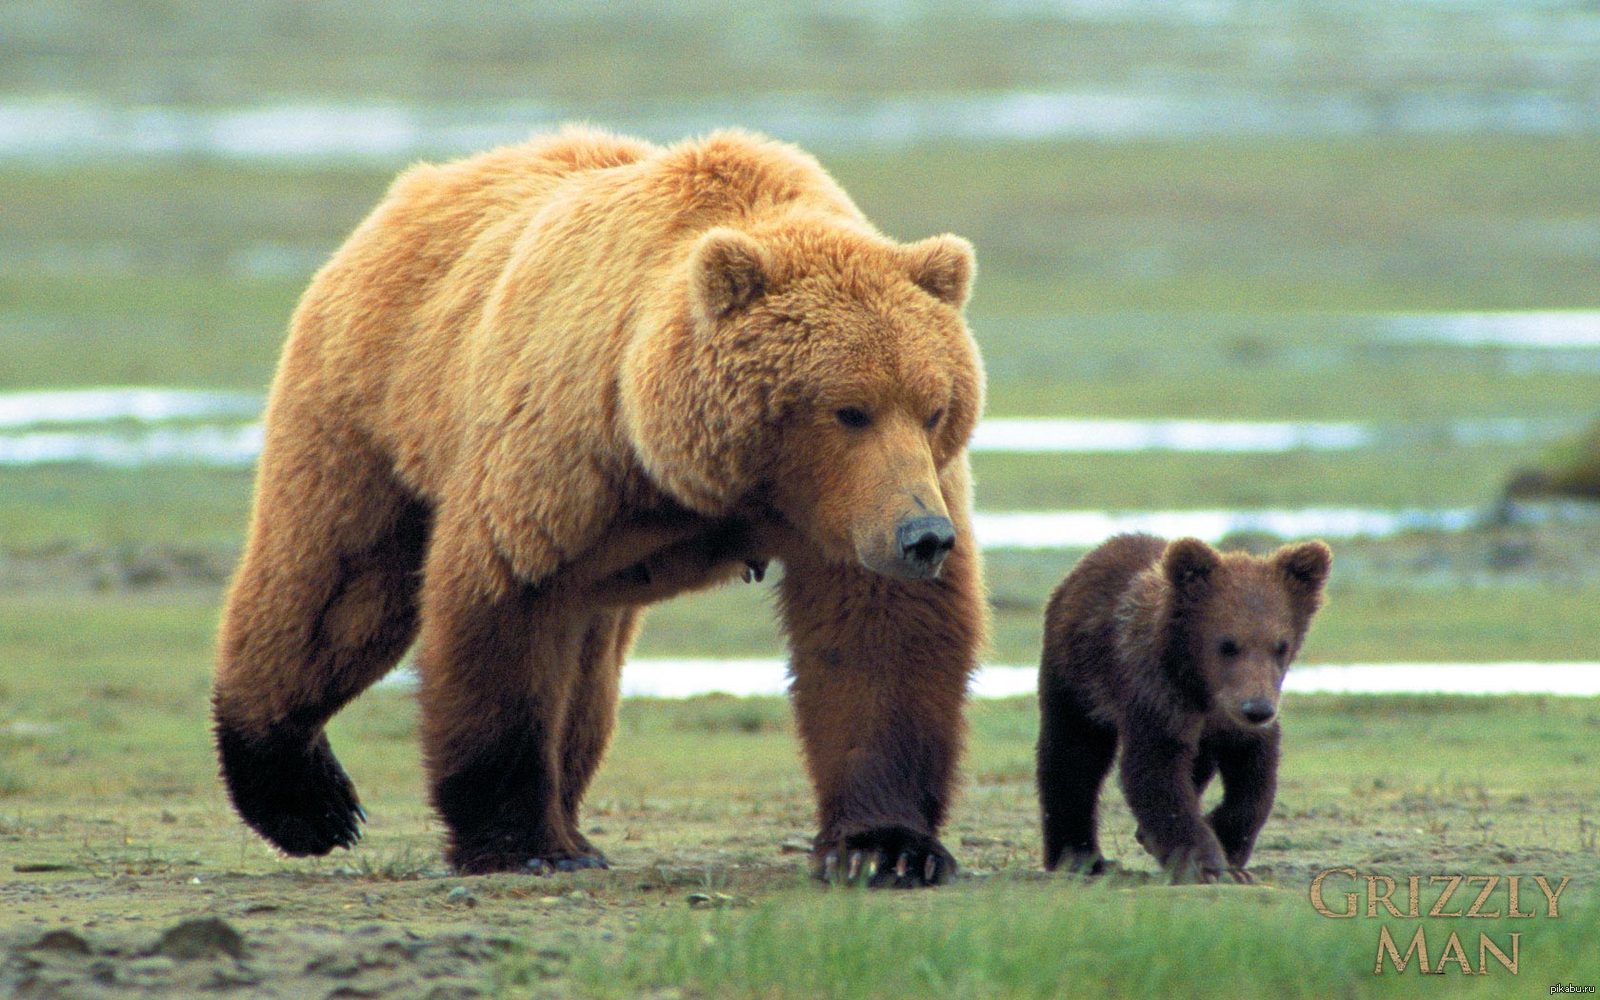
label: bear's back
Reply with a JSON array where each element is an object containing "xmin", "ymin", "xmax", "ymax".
[{"xmin": 1041, "ymin": 534, "xmax": 1167, "ymax": 706}]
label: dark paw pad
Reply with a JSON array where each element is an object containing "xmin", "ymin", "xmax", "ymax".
[
  {"xmin": 216, "ymin": 724, "xmax": 363, "ymax": 857},
  {"xmin": 815, "ymin": 825, "xmax": 957, "ymax": 889}
]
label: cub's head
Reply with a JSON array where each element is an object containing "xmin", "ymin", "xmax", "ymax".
[
  {"xmin": 1160, "ymin": 537, "xmax": 1332, "ymax": 729},
  {"xmin": 622, "ymin": 219, "xmax": 983, "ymax": 580}
]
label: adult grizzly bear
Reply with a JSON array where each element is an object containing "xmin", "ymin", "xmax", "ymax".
[
  {"xmin": 1036, "ymin": 534, "xmax": 1330, "ymax": 883},
  {"xmin": 212, "ymin": 127, "xmax": 986, "ymax": 887}
]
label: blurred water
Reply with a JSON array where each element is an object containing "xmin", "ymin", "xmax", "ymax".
[
  {"xmin": 0, "ymin": 388, "xmax": 1579, "ymax": 465},
  {"xmin": 1387, "ymin": 311, "xmax": 1600, "ymax": 348},
  {"xmin": 379, "ymin": 658, "xmax": 1600, "ymax": 698},
  {"xmin": 0, "ymin": 424, "xmax": 263, "ymax": 468},
  {"xmin": 971, "ymin": 507, "xmax": 1482, "ymax": 548},
  {"xmin": 0, "ymin": 388, "xmax": 262, "ymax": 429},
  {"xmin": 2, "ymin": 83, "xmax": 1597, "ymax": 164}
]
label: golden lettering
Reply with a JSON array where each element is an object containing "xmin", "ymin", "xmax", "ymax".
[
  {"xmin": 1374, "ymin": 924, "xmax": 1431, "ymax": 974},
  {"xmin": 1507, "ymin": 876, "xmax": 1535, "ymax": 918},
  {"xmin": 1464, "ymin": 875, "xmax": 1500, "ymax": 918},
  {"xmin": 1428, "ymin": 875, "xmax": 1464, "ymax": 917},
  {"xmin": 1532, "ymin": 875, "xmax": 1570, "ymax": 918},
  {"xmin": 1367, "ymin": 875, "xmax": 1402, "ymax": 918},
  {"xmin": 1478, "ymin": 933, "xmax": 1520, "ymax": 975},
  {"xmin": 1310, "ymin": 866, "xmax": 1359, "ymax": 918},
  {"xmin": 1436, "ymin": 932, "xmax": 1474, "ymax": 974}
]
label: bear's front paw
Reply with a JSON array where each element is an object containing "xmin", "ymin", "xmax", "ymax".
[{"xmin": 814, "ymin": 825, "xmax": 956, "ymax": 889}]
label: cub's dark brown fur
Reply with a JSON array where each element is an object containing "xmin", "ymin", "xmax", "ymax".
[{"xmin": 1036, "ymin": 533, "xmax": 1331, "ymax": 883}]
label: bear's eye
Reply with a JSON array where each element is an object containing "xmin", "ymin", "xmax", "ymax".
[
  {"xmin": 835, "ymin": 407, "xmax": 872, "ymax": 429},
  {"xmin": 1275, "ymin": 639, "xmax": 1290, "ymax": 660},
  {"xmin": 925, "ymin": 408, "xmax": 945, "ymax": 431},
  {"xmin": 1218, "ymin": 638, "xmax": 1241, "ymax": 658}
]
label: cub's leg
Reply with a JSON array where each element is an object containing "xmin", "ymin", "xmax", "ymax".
[
  {"xmin": 213, "ymin": 420, "xmax": 429, "ymax": 857},
  {"xmin": 780, "ymin": 470, "xmax": 985, "ymax": 889},
  {"xmin": 1117, "ymin": 716, "xmax": 1237, "ymax": 884},
  {"xmin": 1036, "ymin": 683, "xmax": 1118, "ymax": 874},
  {"xmin": 1205, "ymin": 727, "xmax": 1280, "ymax": 876}
]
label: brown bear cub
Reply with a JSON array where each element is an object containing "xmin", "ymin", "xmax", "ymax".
[{"xmin": 1036, "ymin": 533, "xmax": 1331, "ymax": 884}]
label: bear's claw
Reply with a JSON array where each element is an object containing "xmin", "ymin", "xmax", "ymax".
[{"xmin": 815, "ymin": 825, "xmax": 956, "ymax": 889}]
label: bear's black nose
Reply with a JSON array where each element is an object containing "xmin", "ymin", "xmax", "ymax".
[
  {"xmin": 1240, "ymin": 699, "xmax": 1277, "ymax": 726},
  {"xmin": 896, "ymin": 515, "xmax": 956, "ymax": 574}
]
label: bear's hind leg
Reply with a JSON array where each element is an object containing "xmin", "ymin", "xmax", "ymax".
[
  {"xmin": 214, "ymin": 467, "xmax": 429, "ymax": 857},
  {"xmin": 554, "ymin": 608, "xmax": 642, "ymax": 864},
  {"xmin": 1036, "ymin": 684, "xmax": 1117, "ymax": 874}
]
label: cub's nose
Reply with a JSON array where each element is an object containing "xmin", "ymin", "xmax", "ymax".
[
  {"xmin": 1239, "ymin": 699, "xmax": 1277, "ymax": 726},
  {"xmin": 895, "ymin": 515, "xmax": 956, "ymax": 576}
]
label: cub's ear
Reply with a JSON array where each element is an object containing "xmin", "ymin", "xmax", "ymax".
[
  {"xmin": 689, "ymin": 228, "xmax": 771, "ymax": 325},
  {"xmin": 1162, "ymin": 537, "xmax": 1219, "ymax": 593},
  {"xmin": 902, "ymin": 234, "xmax": 974, "ymax": 308},
  {"xmin": 1275, "ymin": 540, "xmax": 1332, "ymax": 594}
]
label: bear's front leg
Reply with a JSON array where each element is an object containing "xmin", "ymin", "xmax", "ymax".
[
  {"xmin": 778, "ymin": 515, "xmax": 984, "ymax": 889},
  {"xmin": 415, "ymin": 518, "xmax": 604, "ymax": 875},
  {"xmin": 1118, "ymin": 714, "xmax": 1240, "ymax": 885},
  {"xmin": 1204, "ymin": 726, "xmax": 1280, "ymax": 879}
]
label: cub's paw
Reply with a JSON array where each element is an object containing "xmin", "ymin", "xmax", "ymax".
[
  {"xmin": 216, "ymin": 724, "xmax": 364, "ymax": 857},
  {"xmin": 815, "ymin": 825, "xmax": 957, "ymax": 889}
]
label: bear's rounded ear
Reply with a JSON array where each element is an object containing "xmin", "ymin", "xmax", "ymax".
[
  {"xmin": 902, "ymin": 234, "xmax": 975, "ymax": 309},
  {"xmin": 1162, "ymin": 537, "xmax": 1219, "ymax": 593},
  {"xmin": 1275, "ymin": 540, "xmax": 1332, "ymax": 593},
  {"xmin": 689, "ymin": 227, "xmax": 771, "ymax": 326}
]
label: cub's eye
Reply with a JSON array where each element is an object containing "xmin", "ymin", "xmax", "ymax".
[
  {"xmin": 1275, "ymin": 640, "xmax": 1291, "ymax": 659},
  {"xmin": 925, "ymin": 408, "xmax": 945, "ymax": 431},
  {"xmin": 835, "ymin": 407, "xmax": 872, "ymax": 429},
  {"xmin": 1218, "ymin": 638, "xmax": 1241, "ymax": 658}
]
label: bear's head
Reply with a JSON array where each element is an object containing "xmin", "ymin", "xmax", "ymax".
[
  {"xmin": 1158, "ymin": 537, "xmax": 1332, "ymax": 729},
  {"xmin": 621, "ymin": 218, "xmax": 982, "ymax": 580}
]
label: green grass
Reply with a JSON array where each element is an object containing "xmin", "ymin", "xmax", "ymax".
[
  {"xmin": 553, "ymin": 882, "xmax": 1600, "ymax": 999},
  {"xmin": 0, "ymin": 466, "xmax": 257, "ymax": 548},
  {"xmin": 971, "ymin": 445, "xmax": 1533, "ymax": 511}
]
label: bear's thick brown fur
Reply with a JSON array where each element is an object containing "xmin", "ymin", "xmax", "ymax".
[
  {"xmin": 212, "ymin": 127, "xmax": 987, "ymax": 886},
  {"xmin": 1036, "ymin": 533, "xmax": 1330, "ymax": 883}
]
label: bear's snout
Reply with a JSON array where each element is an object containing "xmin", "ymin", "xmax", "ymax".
[
  {"xmin": 1238, "ymin": 698, "xmax": 1277, "ymax": 727},
  {"xmin": 895, "ymin": 515, "xmax": 956, "ymax": 576}
]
